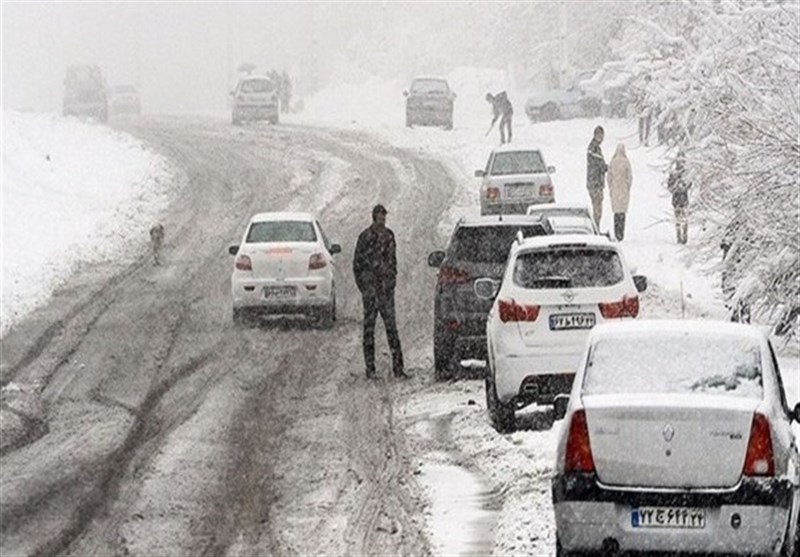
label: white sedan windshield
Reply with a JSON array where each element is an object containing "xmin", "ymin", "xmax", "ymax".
[{"xmin": 584, "ymin": 334, "xmax": 764, "ymax": 398}]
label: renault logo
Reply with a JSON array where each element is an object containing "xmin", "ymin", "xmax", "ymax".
[
  {"xmin": 561, "ymin": 290, "xmax": 575, "ymax": 302},
  {"xmin": 663, "ymin": 424, "xmax": 675, "ymax": 442}
]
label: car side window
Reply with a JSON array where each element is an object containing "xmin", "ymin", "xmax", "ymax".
[
  {"xmin": 316, "ymin": 221, "xmax": 331, "ymax": 252},
  {"xmin": 485, "ymin": 154, "xmax": 492, "ymax": 176},
  {"xmin": 768, "ymin": 341, "xmax": 792, "ymax": 418}
]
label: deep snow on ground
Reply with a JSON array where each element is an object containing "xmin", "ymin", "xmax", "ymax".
[{"xmin": 1, "ymin": 110, "xmax": 175, "ymax": 335}]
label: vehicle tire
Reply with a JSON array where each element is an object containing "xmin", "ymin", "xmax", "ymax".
[
  {"xmin": 233, "ymin": 308, "xmax": 248, "ymax": 326},
  {"xmin": 542, "ymin": 103, "xmax": 560, "ymax": 121},
  {"xmin": 485, "ymin": 377, "xmax": 515, "ymax": 433},
  {"xmin": 556, "ymin": 536, "xmax": 564, "ymax": 557},
  {"xmin": 433, "ymin": 331, "xmax": 455, "ymax": 381},
  {"xmin": 319, "ymin": 295, "xmax": 336, "ymax": 329}
]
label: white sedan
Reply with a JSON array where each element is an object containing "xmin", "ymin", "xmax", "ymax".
[
  {"xmin": 553, "ymin": 320, "xmax": 800, "ymax": 556},
  {"xmin": 229, "ymin": 212, "xmax": 340, "ymax": 327},
  {"xmin": 476, "ymin": 234, "xmax": 647, "ymax": 432}
]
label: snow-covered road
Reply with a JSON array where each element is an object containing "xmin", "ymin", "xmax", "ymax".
[{"xmin": 2, "ymin": 100, "xmax": 798, "ymax": 556}]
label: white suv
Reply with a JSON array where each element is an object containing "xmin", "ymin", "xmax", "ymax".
[
  {"xmin": 476, "ymin": 234, "xmax": 647, "ymax": 432},
  {"xmin": 229, "ymin": 212, "xmax": 340, "ymax": 327}
]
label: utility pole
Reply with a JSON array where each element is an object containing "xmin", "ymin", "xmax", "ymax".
[{"xmin": 559, "ymin": 1, "xmax": 568, "ymax": 88}]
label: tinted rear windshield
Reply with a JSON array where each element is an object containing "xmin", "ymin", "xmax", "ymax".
[
  {"xmin": 583, "ymin": 334, "xmax": 764, "ymax": 399},
  {"xmin": 490, "ymin": 151, "xmax": 546, "ymax": 175},
  {"xmin": 513, "ymin": 248, "xmax": 623, "ymax": 288},
  {"xmin": 240, "ymin": 79, "xmax": 275, "ymax": 93},
  {"xmin": 453, "ymin": 226, "xmax": 546, "ymax": 263},
  {"xmin": 411, "ymin": 79, "xmax": 449, "ymax": 94},
  {"xmin": 246, "ymin": 221, "xmax": 316, "ymax": 243}
]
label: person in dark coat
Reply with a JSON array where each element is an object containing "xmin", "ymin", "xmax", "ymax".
[
  {"xmin": 666, "ymin": 151, "xmax": 692, "ymax": 244},
  {"xmin": 353, "ymin": 204, "xmax": 408, "ymax": 379},
  {"xmin": 586, "ymin": 126, "xmax": 608, "ymax": 228},
  {"xmin": 486, "ymin": 92, "xmax": 513, "ymax": 144}
]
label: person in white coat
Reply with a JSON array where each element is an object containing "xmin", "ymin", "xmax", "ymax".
[{"xmin": 606, "ymin": 143, "xmax": 632, "ymax": 241}]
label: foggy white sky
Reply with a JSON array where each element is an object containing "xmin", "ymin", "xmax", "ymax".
[{"xmin": 2, "ymin": 2, "xmax": 504, "ymax": 115}]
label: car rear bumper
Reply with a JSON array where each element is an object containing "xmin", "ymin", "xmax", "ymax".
[
  {"xmin": 494, "ymin": 345, "xmax": 583, "ymax": 402},
  {"xmin": 233, "ymin": 104, "xmax": 278, "ymax": 120},
  {"xmin": 553, "ymin": 474, "xmax": 795, "ymax": 554},
  {"xmin": 232, "ymin": 277, "xmax": 332, "ymax": 311}
]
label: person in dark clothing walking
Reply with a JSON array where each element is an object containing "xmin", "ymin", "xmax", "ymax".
[
  {"xmin": 586, "ymin": 126, "xmax": 608, "ymax": 228},
  {"xmin": 485, "ymin": 92, "xmax": 513, "ymax": 144},
  {"xmin": 667, "ymin": 151, "xmax": 692, "ymax": 244},
  {"xmin": 353, "ymin": 204, "xmax": 408, "ymax": 379}
]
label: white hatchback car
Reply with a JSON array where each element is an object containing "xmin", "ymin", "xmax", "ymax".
[
  {"xmin": 476, "ymin": 145, "xmax": 556, "ymax": 215},
  {"xmin": 553, "ymin": 320, "xmax": 800, "ymax": 556},
  {"xmin": 476, "ymin": 234, "xmax": 646, "ymax": 432},
  {"xmin": 229, "ymin": 212, "xmax": 340, "ymax": 327}
]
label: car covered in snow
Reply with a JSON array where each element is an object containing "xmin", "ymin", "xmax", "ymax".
[
  {"xmin": 552, "ymin": 320, "xmax": 800, "ymax": 556},
  {"xmin": 477, "ymin": 145, "xmax": 556, "ymax": 215},
  {"xmin": 526, "ymin": 203, "xmax": 599, "ymax": 235},
  {"xmin": 524, "ymin": 69, "xmax": 600, "ymax": 123},
  {"xmin": 229, "ymin": 212, "xmax": 341, "ymax": 327},
  {"xmin": 580, "ymin": 61, "xmax": 635, "ymax": 119},
  {"xmin": 404, "ymin": 77, "xmax": 455, "ymax": 130},
  {"xmin": 109, "ymin": 85, "xmax": 141, "ymax": 116},
  {"xmin": 476, "ymin": 234, "xmax": 647, "ymax": 432},
  {"xmin": 230, "ymin": 75, "xmax": 279, "ymax": 125},
  {"xmin": 427, "ymin": 214, "xmax": 553, "ymax": 380}
]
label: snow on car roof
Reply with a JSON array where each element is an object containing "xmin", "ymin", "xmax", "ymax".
[
  {"xmin": 526, "ymin": 202, "xmax": 591, "ymax": 214},
  {"xmin": 515, "ymin": 233, "xmax": 611, "ymax": 250},
  {"xmin": 459, "ymin": 214, "xmax": 548, "ymax": 227},
  {"xmin": 590, "ymin": 319, "xmax": 766, "ymax": 342},
  {"xmin": 249, "ymin": 211, "xmax": 315, "ymax": 223},
  {"xmin": 491, "ymin": 144, "xmax": 544, "ymax": 154}
]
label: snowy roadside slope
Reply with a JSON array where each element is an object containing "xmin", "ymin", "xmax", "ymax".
[{"xmin": 1, "ymin": 110, "xmax": 174, "ymax": 335}]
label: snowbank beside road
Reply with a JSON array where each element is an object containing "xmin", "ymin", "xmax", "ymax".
[{"xmin": 1, "ymin": 110, "xmax": 174, "ymax": 335}]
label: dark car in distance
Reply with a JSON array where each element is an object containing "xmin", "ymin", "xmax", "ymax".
[
  {"xmin": 427, "ymin": 214, "xmax": 553, "ymax": 380},
  {"xmin": 404, "ymin": 77, "xmax": 455, "ymax": 130}
]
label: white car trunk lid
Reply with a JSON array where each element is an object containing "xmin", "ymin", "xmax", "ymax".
[
  {"xmin": 249, "ymin": 243, "xmax": 316, "ymax": 279},
  {"xmin": 584, "ymin": 394, "xmax": 756, "ymax": 489}
]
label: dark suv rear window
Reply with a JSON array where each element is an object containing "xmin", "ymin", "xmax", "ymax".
[
  {"xmin": 453, "ymin": 225, "xmax": 548, "ymax": 263},
  {"xmin": 513, "ymin": 247, "xmax": 624, "ymax": 288}
]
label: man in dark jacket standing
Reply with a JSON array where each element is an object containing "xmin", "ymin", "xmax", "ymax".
[
  {"xmin": 486, "ymin": 92, "xmax": 513, "ymax": 145},
  {"xmin": 586, "ymin": 126, "xmax": 608, "ymax": 228},
  {"xmin": 353, "ymin": 204, "xmax": 408, "ymax": 379}
]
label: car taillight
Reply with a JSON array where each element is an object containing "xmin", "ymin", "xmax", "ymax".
[
  {"xmin": 498, "ymin": 299, "xmax": 540, "ymax": 322},
  {"xmin": 565, "ymin": 409, "xmax": 595, "ymax": 473},
  {"xmin": 235, "ymin": 254, "xmax": 252, "ymax": 271},
  {"xmin": 486, "ymin": 187, "xmax": 500, "ymax": 200},
  {"xmin": 309, "ymin": 253, "xmax": 327, "ymax": 270},
  {"xmin": 598, "ymin": 295, "xmax": 639, "ymax": 318},
  {"xmin": 539, "ymin": 183, "xmax": 554, "ymax": 196},
  {"xmin": 743, "ymin": 413, "xmax": 774, "ymax": 477},
  {"xmin": 439, "ymin": 265, "xmax": 471, "ymax": 285}
]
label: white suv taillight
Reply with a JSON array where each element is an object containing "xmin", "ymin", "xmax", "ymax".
[
  {"xmin": 598, "ymin": 295, "xmax": 639, "ymax": 318},
  {"xmin": 743, "ymin": 413, "xmax": 774, "ymax": 476},
  {"xmin": 498, "ymin": 299, "xmax": 540, "ymax": 322},
  {"xmin": 308, "ymin": 253, "xmax": 327, "ymax": 270},
  {"xmin": 235, "ymin": 254, "xmax": 252, "ymax": 271},
  {"xmin": 565, "ymin": 410, "xmax": 595, "ymax": 473},
  {"xmin": 539, "ymin": 182, "xmax": 554, "ymax": 197}
]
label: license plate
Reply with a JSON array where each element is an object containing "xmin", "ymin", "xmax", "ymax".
[
  {"xmin": 631, "ymin": 507, "xmax": 706, "ymax": 529},
  {"xmin": 549, "ymin": 313, "xmax": 596, "ymax": 330},
  {"xmin": 263, "ymin": 286, "xmax": 295, "ymax": 299},
  {"xmin": 505, "ymin": 185, "xmax": 534, "ymax": 198}
]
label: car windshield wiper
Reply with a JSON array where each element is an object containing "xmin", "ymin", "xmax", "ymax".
[{"xmin": 528, "ymin": 276, "xmax": 572, "ymax": 288}]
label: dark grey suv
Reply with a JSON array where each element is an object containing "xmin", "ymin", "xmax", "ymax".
[{"xmin": 427, "ymin": 215, "xmax": 553, "ymax": 380}]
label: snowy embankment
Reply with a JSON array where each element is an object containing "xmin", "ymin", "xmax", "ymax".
[
  {"xmin": 1, "ymin": 110, "xmax": 174, "ymax": 335},
  {"xmin": 293, "ymin": 69, "xmax": 800, "ymax": 555}
]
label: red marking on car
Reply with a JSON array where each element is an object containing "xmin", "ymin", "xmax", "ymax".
[
  {"xmin": 438, "ymin": 265, "xmax": 471, "ymax": 285},
  {"xmin": 498, "ymin": 299, "xmax": 540, "ymax": 322},
  {"xmin": 266, "ymin": 247, "xmax": 293, "ymax": 256},
  {"xmin": 598, "ymin": 295, "xmax": 639, "ymax": 318},
  {"xmin": 743, "ymin": 413, "xmax": 774, "ymax": 476},
  {"xmin": 235, "ymin": 254, "xmax": 252, "ymax": 271},
  {"xmin": 565, "ymin": 409, "xmax": 595, "ymax": 473},
  {"xmin": 486, "ymin": 187, "xmax": 501, "ymax": 200},
  {"xmin": 308, "ymin": 253, "xmax": 327, "ymax": 270},
  {"xmin": 539, "ymin": 182, "xmax": 554, "ymax": 196}
]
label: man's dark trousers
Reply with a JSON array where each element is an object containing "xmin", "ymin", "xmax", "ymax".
[{"xmin": 362, "ymin": 287, "xmax": 404, "ymax": 375}]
